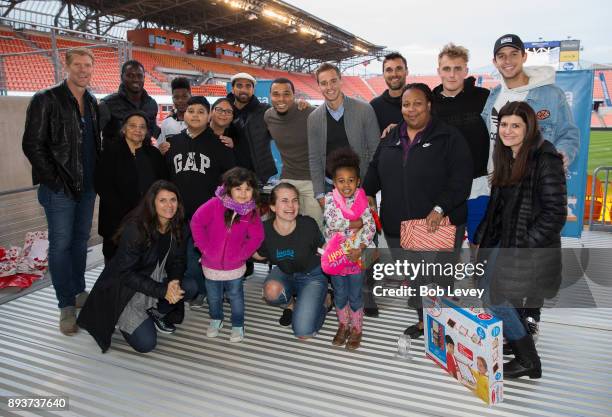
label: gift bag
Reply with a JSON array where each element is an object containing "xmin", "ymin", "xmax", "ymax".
[{"xmin": 400, "ymin": 217, "xmax": 456, "ymax": 251}]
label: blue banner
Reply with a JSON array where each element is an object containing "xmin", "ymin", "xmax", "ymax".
[{"xmin": 556, "ymin": 70, "xmax": 594, "ymax": 238}]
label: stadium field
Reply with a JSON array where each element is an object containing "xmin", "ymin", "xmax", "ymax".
[{"xmin": 588, "ymin": 130, "xmax": 612, "ymax": 174}]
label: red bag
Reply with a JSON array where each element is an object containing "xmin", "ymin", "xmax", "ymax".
[{"xmin": 400, "ymin": 217, "xmax": 456, "ymax": 251}]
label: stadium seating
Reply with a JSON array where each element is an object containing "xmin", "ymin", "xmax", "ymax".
[
  {"xmin": 0, "ymin": 27, "xmax": 608, "ymax": 128},
  {"xmin": 191, "ymin": 84, "xmax": 227, "ymax": 96}
]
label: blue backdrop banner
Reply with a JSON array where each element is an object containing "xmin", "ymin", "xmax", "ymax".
[{"xmin": 555, "ymin": 70, "xmax": 594, "ymax": 238}]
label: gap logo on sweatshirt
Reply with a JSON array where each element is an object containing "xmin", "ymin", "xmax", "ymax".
[{"xmin": 173, "ymin": 152, "xmax": 211, "ymax": 174}]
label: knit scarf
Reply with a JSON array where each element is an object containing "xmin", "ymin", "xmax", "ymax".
[
  {"xmin": 332, "ymin": 187, "xmax": 368, "ymax": 220},
  {"xmin": 215, "ymin": 185, "xmax": 256, "ymax": 216}
]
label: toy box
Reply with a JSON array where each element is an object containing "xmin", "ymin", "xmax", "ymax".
[{"xmin": 423, "ymin": 294, "xmax": 503, "ymax": 405}]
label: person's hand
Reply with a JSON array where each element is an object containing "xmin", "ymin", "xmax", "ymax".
[
  {"xmin": 165, "ymin": 279, "xmax": 184, "ymax": 304},
  {"xmin": 318, "ymin": 197, "xmax": 325, "ymax": 209},
  {"xmin": 159, "ymin": 141, "xmax": 171, "ymax": 155},
  {"xmin": 296, "ymin": 99, "xmax": 310, "ymax": 111},
  {"xmin": 426, "ymin": 210, "xmax": 444, "ymax": 233},
  {"xmin": 381, "ymin": 123, "xmax": 397, "ymax": 138},
  {"xmin": 347, "ymin": 247, "xmax": 362, "ymax": 262},
  {"xmin": 219, "ymin": 135, "xmax": 234, "ymax": 148},
  {"xmin": 349, "ymin": 218, "xmax": 363, "ymax": 230},
  {"xmin": 367, "ymin": 196, "xmax": 377, "ymax": 211},
  {"xmin": 150, "ymin": 137, "xmax": 158, "ymax": 147}
]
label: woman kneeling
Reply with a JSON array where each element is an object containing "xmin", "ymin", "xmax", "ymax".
[
  {"xmin": 78, "ymin": 180, "xmax": 197, "ymax": 353},
  {"xmin": 255, "ymin": 183, "xmax": 330, "ymax": 339}
]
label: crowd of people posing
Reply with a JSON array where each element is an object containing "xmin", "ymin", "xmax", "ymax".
[{"xmin": 23, "ymin": 33, "xmax": 576, "ymax": 380}]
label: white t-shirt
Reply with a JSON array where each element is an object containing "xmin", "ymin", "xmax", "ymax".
[
  {"xmin": 470, "ymin": 87, "xmax": 529, "ymax": 199},
  {"xmin": 157, "ymin": 116, "xmax": 186, "ymax": 146}
]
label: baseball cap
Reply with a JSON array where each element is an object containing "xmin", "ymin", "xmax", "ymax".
[
  {"xmin": 493, "ymin": 34, "xmax": 525, "ymax": 56},
  {"xmin": 186, "ymin": 96, "xmax": 210, "ymax": 111},
  {"xmin": 230, "ymin": 72, "xmax": 256, "ymax": 86}
]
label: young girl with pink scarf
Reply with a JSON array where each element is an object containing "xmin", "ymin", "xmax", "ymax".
[{"xmin": 322, "ymin": 148, "xmax": 376, "ymax": 350}]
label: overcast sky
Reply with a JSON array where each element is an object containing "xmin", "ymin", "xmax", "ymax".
[{"xmin": 288, "ymin": 0, "xmax": 612, "ymax": 75}]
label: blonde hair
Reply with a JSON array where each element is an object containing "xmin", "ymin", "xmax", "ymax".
[
  {"xmin": 438, "ymin": 43, "xmax": 469, "ymax": 63},
  {"xmin": 65, "ymin": 48, "xmax": 94, "ymax": 65}
]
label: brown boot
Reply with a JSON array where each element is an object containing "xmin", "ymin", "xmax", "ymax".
[
  {"xmin": 75, "ymin": 291, "xmax": 89, "ymax": 309},
  {"xmin": 333, "ymin": 324, "xmax": 350, "ymax": 346},
  {"xmin": 332, "ymin": 305, "xmax": 350, "ymax": 346},
  {"xmin": 346, "ymin": 327, "xmax": 362, "ymax": 350},
  {"xmin": 59, "ymin": 306, "xmax": 78, "ymax": 335}
]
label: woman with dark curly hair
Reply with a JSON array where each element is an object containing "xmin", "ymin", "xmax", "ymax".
[
  {"xmin": 78, "ymin": 180, "xmax": 197, "ymax": 353},
  {"xmin": 363, "ymin": 83, "xmax": 473, "ymax": 339}
]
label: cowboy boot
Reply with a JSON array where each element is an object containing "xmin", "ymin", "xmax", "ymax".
[
  {"xmin": 332, "ymin": 305, "xmax": 350, "ymax": 346},
  {"xmin": 346, "ymin": 308, "xmax": 364, "ymax": 351}
]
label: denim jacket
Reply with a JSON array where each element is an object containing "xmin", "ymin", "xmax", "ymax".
[{"xmin": 481, "ymin": 66, "xmax": 580, "ymax": 165}]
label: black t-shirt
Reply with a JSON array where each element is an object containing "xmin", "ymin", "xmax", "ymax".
[{"xmin": 258, "ymin": 216, "xmax": 323, "ymax": 274}]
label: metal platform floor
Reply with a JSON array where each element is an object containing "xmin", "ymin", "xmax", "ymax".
[{"xmin": 1, "ymin": 258, "xmax": 612, "ymax": 417}]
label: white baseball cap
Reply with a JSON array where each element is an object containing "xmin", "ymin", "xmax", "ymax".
[{"xmin": 230, "ymin": 72, "xmax": 256, "ymax": 86}]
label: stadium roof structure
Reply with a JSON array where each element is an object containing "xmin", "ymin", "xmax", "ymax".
[{"xmin": 0, "ymin": 0, "xmax": 387, "ymax": 72}]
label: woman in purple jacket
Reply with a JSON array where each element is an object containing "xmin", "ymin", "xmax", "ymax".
[{"xmin": 190, "ymin": 167, "xmax": 264, "ymax": 343}]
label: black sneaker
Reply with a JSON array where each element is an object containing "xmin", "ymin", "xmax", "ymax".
[
  {"xmin": 147, "ymin": 308, "xmax": 176, "ymax": 334},
  {"xmin": 279, "ymin": 308, "xmax": 293, "ymax": 326},
  {"xmin": 403, "ymin": 323, "xmax": 424, "ymax": 338}
]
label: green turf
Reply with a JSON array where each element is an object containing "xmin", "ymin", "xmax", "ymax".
[{"xmin": 587, "ymin": 130, "xmax": 612, "ymax": 175}]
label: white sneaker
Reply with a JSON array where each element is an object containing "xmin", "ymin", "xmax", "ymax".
[
  {"xmin": 206, "ymin": 319, "xmax": 223, "ymax": 337},
  {"xmin": 230, "ymin": 326, "xmax": 244, "ymax": 343}
]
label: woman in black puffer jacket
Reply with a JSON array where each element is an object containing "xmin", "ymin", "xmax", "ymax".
[{"xmin": 475, "ymin": 101, "xmax": 567, "ymax": 379}]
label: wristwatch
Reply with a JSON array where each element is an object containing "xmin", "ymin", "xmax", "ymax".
[{"xmin": 433, "ymin": 205, "xmax": 444, "ymax": 215}]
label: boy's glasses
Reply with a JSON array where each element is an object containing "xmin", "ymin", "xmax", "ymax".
[{"xmin": 214, "ymin": 108, "xmax": 234, "ymax": 115}]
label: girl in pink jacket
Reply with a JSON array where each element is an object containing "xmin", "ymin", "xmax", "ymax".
[{"xmin": 190, "ymin": 167, "xmax": 264, "ymax": 342}]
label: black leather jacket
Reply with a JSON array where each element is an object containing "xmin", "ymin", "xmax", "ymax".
[{"xmin": 22, "ymin": 80, "xmax": 101, "ymax": 199}]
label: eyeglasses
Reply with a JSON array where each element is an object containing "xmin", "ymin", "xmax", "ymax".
[{"xmin": 214, "ymin": 107, "xmax": 234, "ymax": 115}]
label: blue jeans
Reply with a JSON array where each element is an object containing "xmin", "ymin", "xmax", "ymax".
[
  {"xmin": 205, "ymin": 277, "xmax": 244, "ymax": 327},
  {"xmin": 37, "ymin": 184, "xmax": 96, "ymax": 308},
  {"xmin": 186, "ymin": 233, "xmax": 206, "ymax": 297},
  {"xmin": 331, "ymin": 272, "xmax": 364, "ymax": 312},
  {"xmin": 121, "ymin": 318, "xmax": 156, "ymax": 353},
  {"xmin": 120, "ymin": 276, "xmax": 199, "ymax": 354},
  {"xmin": 264, "ymin": 265, "xmax": 328, "ymax": 337},
  {"xmin": 479, "ymin": 246, "xmax": 528, "ymax": 342}
]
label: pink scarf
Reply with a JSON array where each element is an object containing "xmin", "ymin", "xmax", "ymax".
[{"xmin": 332, "ymin": 188, "xmax": 368, "ymax": 220}]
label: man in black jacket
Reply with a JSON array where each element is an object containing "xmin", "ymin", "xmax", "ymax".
[
  {"xmin": 227, "ymin": 72, "xmax": 277, "ymax": 184},
  {"xmin": 432, "ymin": 44, "xmax": 490, "ymax": 248},
  {"xmin": 99, "ymin": 60, "xmax": 160, "ymax": 148},
  {"xmin": 22, "ymin": 48, "xmax": 101, "ymax": 335},
  {"xmin": 370, "ymin": 52, "xmax": 407, "ymax": 134}
]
